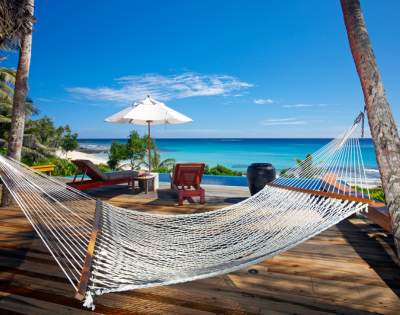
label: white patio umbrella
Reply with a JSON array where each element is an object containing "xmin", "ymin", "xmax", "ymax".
[{"xmin": 105, "ymin": 96, "xmax": 192, "ymax": 171}]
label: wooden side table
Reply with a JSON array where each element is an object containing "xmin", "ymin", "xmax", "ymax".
[{"xmin": 132, "ymin": 175, "xmax": 155, "ymax": 194}]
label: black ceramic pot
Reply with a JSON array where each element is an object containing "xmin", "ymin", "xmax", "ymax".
[{"xmin": 246, "ymin": 163, "xmax": 276, "ymax": 195}]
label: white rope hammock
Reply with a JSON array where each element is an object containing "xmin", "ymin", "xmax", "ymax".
[{"xmin": 0, "ymin": 113, "xmax": 374, "ymax": 309}]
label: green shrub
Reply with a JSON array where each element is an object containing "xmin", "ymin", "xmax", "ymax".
[
  {"xmin": 60, "ymin": 128, "xmax": 79, "ymax": 156},
  {"xmin": 0, "ymin": 147, "xmax": 6, "ymax": 156},
  {"xmin": 108, "ymin": 141, "xmax": 128, "ymax": 169},
  {"xmin": 204, "ymin": 164, "xmax": 242, "ymax": 176},
  {"xmin": 28, "ymin": 156, "xmax": 77, "ymax": 177},
  {"xmin": 97, "ymin": 163, "xmax": 112, "ymax": 173},
  {"xmin": 352, "ymin": 185, "xmax": 385, "ymax": 203},
  {"xmin": 369, "ymin": 187, "xmax": 385, "ymax": 203}
]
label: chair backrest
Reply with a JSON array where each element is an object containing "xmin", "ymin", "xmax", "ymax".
[
  {"xmin": 72, "ymin": 159, "xmax": 107, "ymax": 181},
  {"xmin": 172, "ymin": 163, "xmax": 205, "ymax": 188}
]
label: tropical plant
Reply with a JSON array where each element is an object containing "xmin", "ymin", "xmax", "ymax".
[
  {"xmin": 22, "ymin": 156, "xmax": 77, "ymax": 176},
  {"xmin": 60, "ymin": 126, "xmax": 78, "ymax": 157},
  {"xmin": 0, "ymin": 68, "xmax": 37, "ymax": 137},
  {"xmin": 96, "ymin": 163, "xmax": 112, "ymax": 173},
  {"xmin": 279, "ymin": 153, "xmax": 313, "ymax": 178},
  {"xmin": 146, "ymin": 149, "xmax": 175, "ymax": 173},
  {"xmin": 296, "ymin": 153, "xmax": 314, "ymax": 178},
  {"xmin": 1, "ymin": 0, "xmax": 35, "ymax": 161},
  {"xmin": 25, "ymin": 116, "xmax": 65, "ymax": 148},
  {"xmin": 108, "ymin": 141, "xmax": 128, "ymax": 170},
  {"xmin": 353, "ymin": 185, "xmax": 385, "ymax": 203},
  {"xmin": 0, "ymin": 1, "xmax": 35, "ymax": 50},
  {"xmin": 341, "ymin": 0, "xmax": 400, "ymax": 255},
  {"xmin": 204, "ymin": 164, "xmax": 242, "ymax": 176},
  {"xmin": 125, "ymin": 131, "xmax": 147, "ymax": 170},
  {"xmin": 1, "ymin": 0, "xmax": 35, "ymax": 206}
]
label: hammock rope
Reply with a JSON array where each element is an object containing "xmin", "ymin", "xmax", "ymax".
[{"xmin": 0, "ymin": 115, "xmax": 373, "ymax": 309}]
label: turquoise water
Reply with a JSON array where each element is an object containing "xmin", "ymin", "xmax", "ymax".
[{"xmin": 78, "ymin": 138, "xmax": 378, "ymax": 172}]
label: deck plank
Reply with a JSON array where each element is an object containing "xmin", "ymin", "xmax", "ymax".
[{"xmin": 0, "ymin": 184, "xmax": 399, "ymax": 314}]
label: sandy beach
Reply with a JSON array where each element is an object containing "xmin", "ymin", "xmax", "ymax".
[{"xmin": 55, "ymin": 149, "xmax": 108, "ymax": 165}]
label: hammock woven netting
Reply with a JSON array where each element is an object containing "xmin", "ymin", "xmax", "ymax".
[{"xmin": 0, "ymin": 113, "xmax": 374, "ymax": 309}]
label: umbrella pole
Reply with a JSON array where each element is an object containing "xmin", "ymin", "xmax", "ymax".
[{"xmin": 147, "ymin": 121, "xmax": 151, "ymax": 173}]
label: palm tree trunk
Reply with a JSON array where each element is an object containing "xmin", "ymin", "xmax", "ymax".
[
  {"xmin": 341, "ymin": 0, "xmax": 400, "ymax": 255},
  {"xmin": 7, "ymin": 36, "xmax": 32, "ymax": 159},
  {"xmin": 1, "ymin": 0, "xmax": 34, "ymax": 207}
]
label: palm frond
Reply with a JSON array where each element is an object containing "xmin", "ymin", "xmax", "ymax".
[
  {"xmin": 0, "ymin": 67, "xmax": 16, "ymax": 83},
  {"xmin": 0, "ymin": 101, "xmax": 12, "ymax": 111},
  {"xmin": 0, "ymin": 81, "xmax": 14, "ymax": 99},
  {"xmin": 25, "ymin": 97, "xmax": 38, "ymax": 115},
  {"xmin": 21, "ymin": 146, "xmax": 47, "ymax": 160},
  {"xmin": 159, "ymin": 158, "xmax": 176, "ymax": 168},
  {"xmin": 0, "ymin": 0, "xmax": 35, "ymax": 49},
  {"xmin": 0, "ymin": 114, "xmax": 11, "ymax": 123}
]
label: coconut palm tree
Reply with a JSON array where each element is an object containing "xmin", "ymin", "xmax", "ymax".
[
  {"xmin": 0, "ymin": 0, "xmax": 35, "ymax": 161},
  {"xmin": 341, "ymin": 0, "xmax": 400, "ymax": 255},
  {"xmin": 0, "ymin": 0, "xmax": 35, "ymax": 206}
]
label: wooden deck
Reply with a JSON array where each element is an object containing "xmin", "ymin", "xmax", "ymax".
[{"xmin": 1, "ymin": 183, "xmax": 400, "ymax": 314}]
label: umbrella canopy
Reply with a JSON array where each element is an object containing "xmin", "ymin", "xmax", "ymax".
[
  {"xmin": 105, "ymin": 96, "xmax": 192, "ymax": 172},
  {"xmin": 105, "ymin": 96, "xmax": 192, "ymax": 125}
]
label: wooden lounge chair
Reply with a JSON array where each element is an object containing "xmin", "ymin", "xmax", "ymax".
[
  {"xmin": 170, "ymin": 163, "xmax": 205, "ymax": 205},
  {"xmin": 68, "ymin": 159, "xmax": 139, "ymax": 190}
]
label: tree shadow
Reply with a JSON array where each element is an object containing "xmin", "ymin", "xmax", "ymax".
[
  {"xmin": 0, "ymin": 229, "xmax": 35, "ymax": 290},
  {"xmin": 336, "ymin": 217, "xmax": 400, "ymax": 298}
]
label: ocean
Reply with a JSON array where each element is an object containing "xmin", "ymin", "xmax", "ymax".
[{"xmin": 78, "ymin": 138, "xmax": 378, "ymax": 172}]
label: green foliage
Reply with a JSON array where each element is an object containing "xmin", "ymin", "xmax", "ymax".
[
  {"xmin": 353, "ymin": 185, "xmax": 386, "ymax": 203},
  {"xmin": 60, "ymin": 127, "xmax": 78, "ymax": 155},
  {"xmin": 107, "ymin": 131, "xmax": 148, "ymax": 170},
  {"xmin": 204, "ymin": 164, "xmax": 242, "ymax": 176},
  {"xmin": 107, "ymin": 132, "xmax": 176, "ymax": 172},
  {"xmin": 1, "ymin": 68, "xmax": 39, "ymax": 144},
  {"xmin": 97, "ymin": 163, "xmax": 112, "ymax": 173},
  {"xmin": 297, "ymin": 153, "xmax": 313, "ymax": 178},
  {"xmin": 50, "ymin": 158, "xmax": 77, "ymax": 176},
  {"xmin": 0, "ymin": 1, "xmax": 35, "ymax": 50},
  {"xmin": 0, "ymin": 146, "xmax": 6, "ymax": 156},
  {"xmin": 108, "ymin": 141, "xmax": 128, "ymax": 169},
  {"xmin": 279, "ymin": 168, "xmax": 290, "ymax": 177},
  {"xmin": 149, "ymin": 150, "xmax": 175, "ymax": 173},
  {"xmin": 370, "ymin": 187, "xmax": 385, "ymax": 203},
  {"xmin": 280, "ymin": 153, "xmax": 314, "ymax": 178},
  {"xmin": 25, "ymin": 156, "xmax": 77, "ymax": 177},
  {"xmin": 25, "ymin": 116, "xmax": 65, "ymax": 148},
  {"xmin": 126, "ymin": 131, "xmax": 147, "ymax": 169}
]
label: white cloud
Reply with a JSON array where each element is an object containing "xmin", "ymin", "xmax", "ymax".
[
  {"xmin": 283, "ymin": 104, "xmax": 313, "ymax": 108},
  {"xmin": 66, "ymin": 72, "xmax": 253, "ymax": 103},
  {"xmin": 262, "ymin": 117, "xmax": 307, "ymax": 126},
  {"xmin": 283, "ymin": 103, "xmax": 328, "ymax": 108},
  {"xmin": 254, "ymin": 98, "xmax": 274, "ymax": 105}
]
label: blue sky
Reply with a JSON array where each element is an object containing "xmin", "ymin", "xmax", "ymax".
[{"xmin": 2, "ymin": 0, "xmax": 400, "ymax": 138}]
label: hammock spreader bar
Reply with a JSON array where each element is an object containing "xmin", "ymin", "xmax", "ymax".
[{"xmin": 75, "ymin": 199, "xmax": 102, "ymax": 301}]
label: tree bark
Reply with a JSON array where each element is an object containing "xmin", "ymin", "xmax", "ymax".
[
  {"xmin": 1, "ymin": 0, "xmax": 34, "ymax": 207},
  {"xmin": 7, "ymin": 35, "xmax": 32, "ymax": 159},
  {"xmin": 341, "ymin": 0, "xmax": 400, "ymax": 255}
]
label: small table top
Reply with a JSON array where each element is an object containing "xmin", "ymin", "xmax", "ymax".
[{"xmin": 135, "ymin": 174, "xmax": 155, "ymax": 180}]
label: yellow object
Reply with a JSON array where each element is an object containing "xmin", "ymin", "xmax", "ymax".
[{"xmin": 31, "ymin": 164, "xmax": 55, "ymax": 175}]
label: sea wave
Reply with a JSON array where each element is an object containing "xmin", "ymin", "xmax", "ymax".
[{"xmin": 365, "ymin": 168, "xmax": 380, "ymax": 173}]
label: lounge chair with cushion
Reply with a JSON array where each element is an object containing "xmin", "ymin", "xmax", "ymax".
[
  {"xmin": 170, "ymin": 163, "xmax": 205, "ymax": 205},
  {"xmin": 68, "ymin": 159, "xmax": 139, "ymax": 190}
]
